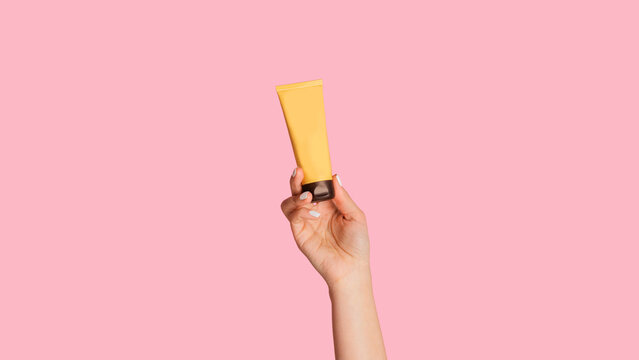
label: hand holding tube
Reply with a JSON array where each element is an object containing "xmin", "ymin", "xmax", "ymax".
[
  {"xmin": 280, "ymin": 168, "xmax": 387, "ymax": 360},
  {"xmin": 280, "ymin": 167, "xmax": 370, "ymax": 288}
]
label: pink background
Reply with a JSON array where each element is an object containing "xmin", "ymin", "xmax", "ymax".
[{"xmin": 1, "ymin": 0, "xmax": 638, "ymax": 359}]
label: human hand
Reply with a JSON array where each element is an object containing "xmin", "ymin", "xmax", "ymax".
[
  {"xmin": 281, "ymin": 168, "xmax": 386, "ymax": 359},
  {"xmin": 280, "ymin": 168, "xmax": 370, "ymax": 289}
]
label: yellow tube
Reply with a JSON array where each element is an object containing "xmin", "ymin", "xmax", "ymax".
[{"xmin": 276, "ymin": 79, "xmax": 335, "ymax": 201}]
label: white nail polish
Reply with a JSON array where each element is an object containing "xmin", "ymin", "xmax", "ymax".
[
  {"xmin": 292, "ymin": 168, "xmax": 297, "ymax": 177},
  {"xmin": 299, "ymin": 192, "xmax": 308, "ymax": 200},
  {"xmin": 336, "ymin": 174, "xmax": 342, "ymax": 186},
  {"xmin": 309, "ymin": 210, "xmax": 320, "ymax": 218}
]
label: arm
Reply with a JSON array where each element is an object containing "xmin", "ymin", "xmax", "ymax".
[
  {"xmin": 280, "ymin": 168, "xmax": 387, "ymax": 360},
  {"xmin": 330, "ymin": 266, "xmax": 386, "ymax": 359}
]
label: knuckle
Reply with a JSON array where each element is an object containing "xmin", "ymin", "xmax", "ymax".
[{"xmin": 280, "ymin": 199, "xmax": 289, "ymax": 212}]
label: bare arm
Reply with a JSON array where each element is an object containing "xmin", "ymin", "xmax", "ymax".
[{"xmin": 330, "ymin": 266, "xmax": 386, "ymax": 359}]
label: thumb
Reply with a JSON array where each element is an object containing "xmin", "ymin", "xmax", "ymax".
[{"xmin": 331, "ymin": 174, "xmax": 364, "ymax": 221}]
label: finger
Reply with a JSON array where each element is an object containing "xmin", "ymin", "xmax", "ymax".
[
  {"xmin": 331, "ymin": 174, "xmax": 365, "ymax": 221},
  {"xmin": 289, "ymin": 207, "xmax": 322, "ymax": 224},
  {"xmin": 288, "ymin": 207, "xmax": 322, "ymax": 247},
  {"xmin": 289, "ymin": 167, "xmax": 304, "ymax": 196},
  {"xmin": 288, "ymin": 207, "xmax": 322, "ymax": 235},
  {"xmin": 280, "ymin": 191, "xmax": 314, "ymax": 217}
]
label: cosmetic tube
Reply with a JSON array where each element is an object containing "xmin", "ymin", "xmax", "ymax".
[{"xmin": 276, "ymin": 79, "xmax": 335, "ymax": 201}]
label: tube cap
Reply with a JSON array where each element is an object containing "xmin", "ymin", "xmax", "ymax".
[{"xmin": 302, "ymin": 180, "xmax": 335, "ymax": 202}]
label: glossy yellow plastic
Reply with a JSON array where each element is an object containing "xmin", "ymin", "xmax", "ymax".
[{"xmin": 276, "ymin": 79, "xmax": 333, "ymax": 185}]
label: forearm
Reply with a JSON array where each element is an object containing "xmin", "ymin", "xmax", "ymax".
[{"xmin": 329, "ymin": 265, "xmax": 386, "ymax": 360}]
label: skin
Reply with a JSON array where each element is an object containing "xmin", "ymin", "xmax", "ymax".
[{"xmin": 280, "ymin": 168, "xmax": 387, "ymax": 360}]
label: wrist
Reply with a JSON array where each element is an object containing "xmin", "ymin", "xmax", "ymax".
[{"xmin": 328, "ymin": 263, "xmax": 373, "ymax": 299}]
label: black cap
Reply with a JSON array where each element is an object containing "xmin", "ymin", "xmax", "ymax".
[{"xmin": 301, "ymin": 180, "xmax": 335, "ymax": 202}]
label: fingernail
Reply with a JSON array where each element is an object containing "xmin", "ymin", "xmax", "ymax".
[
  {"xmin": 299, "ymin": 192, "xmax": 309, "ymax": 200},
  {"xmin": 292, "ymin": 168, "xmax": 297, "ymax": 177},
  {"xmin": 309, "ymin": 210, "xmax": 320, "ymax": 218},
  {"xmin": 336, "ymin": 174, "xmax": 342, "ymax": 187}
]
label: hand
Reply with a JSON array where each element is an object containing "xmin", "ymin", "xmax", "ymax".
[
  {"xmin": 282, "ymin": 168, "xmax": 387, "ymax": 359},
  {"xmin": 280, "ymin": 168, "xmax": 370, "ymax": 288}
]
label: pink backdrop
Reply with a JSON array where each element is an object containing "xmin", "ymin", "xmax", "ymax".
[{"xmin": 1, "ymin": 0, "xmax": 638, "ymax": 359}]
